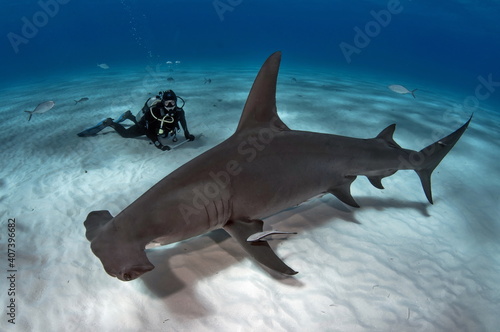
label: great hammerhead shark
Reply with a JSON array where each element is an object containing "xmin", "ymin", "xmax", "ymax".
[{"xmin": 84, "ymin": 52, "xmax": 471, "ymax": 281}]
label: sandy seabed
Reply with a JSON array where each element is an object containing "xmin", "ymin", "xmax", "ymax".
[{"xmin": 1, "ymin": 61, "xmax": 499, "ymax": 331}]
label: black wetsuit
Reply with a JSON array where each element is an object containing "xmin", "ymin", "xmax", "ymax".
[{"xmin": 110, "ymin": 104, "xmax": 193, "ymax": 148}]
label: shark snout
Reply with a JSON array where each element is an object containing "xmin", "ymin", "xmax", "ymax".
[{"xmin": 114, "ymin": 264, "xmax": 155, "ymax": 281}]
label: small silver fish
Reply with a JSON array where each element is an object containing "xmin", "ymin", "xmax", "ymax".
[
  {"xmin": 388, "ymin": 85, "xmax": 418, "ymax": 98},
  {"xmin": 25, "ymin": 101, "xmax": 55, "ymax": 121},
  {"xmin": 75, "ymin": 97, "xmax": 89, "ymax": 105},
  {"xmin": 167, "ymin": 77, "xmax": 175, "ymax": 82},
  {"xmin": 97, "ymin": 63, "xmax": 109, "ymax": 69}
]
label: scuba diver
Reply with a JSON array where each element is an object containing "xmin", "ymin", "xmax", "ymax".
[{"xmin": 78, "ymin": 90, "xmax": 195, "ymax": 151}]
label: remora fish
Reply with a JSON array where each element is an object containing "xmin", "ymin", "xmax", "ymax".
[
  {"xmin": 84, "ymin": 52, "xmax": 471, "ymax": 281},
  {"xmin": 388, "ymin": 84, "xmax": 418, "ymax": 98},
  {"xmin": 25, "ymin": 101, "xmax": 55, "ymax": 121}
]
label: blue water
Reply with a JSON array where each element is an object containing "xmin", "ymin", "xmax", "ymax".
[{"xmin": 2, "ymin": 0, "xmax": 499, "ymax": 104}]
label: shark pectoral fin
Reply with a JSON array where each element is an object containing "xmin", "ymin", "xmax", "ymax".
[
  {"xmin": 84, "ymin": 210, "xmax": 114, "ymax": 241},
  {"xmin": 223, "ymin": 219, "xmax": 298, "ymax": 275},
  {"xmin": 329, "ymin": 176, "xmax": 360, "ymax": 208}
]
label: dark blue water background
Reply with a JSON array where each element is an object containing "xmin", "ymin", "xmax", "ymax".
[{"xmin": 1, "ymin": 0, "xmax": 499, "ymax": 106}]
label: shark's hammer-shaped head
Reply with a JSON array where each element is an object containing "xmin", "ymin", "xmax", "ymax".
[
  {"xmin": 90, "ymin": 235, "xmax": 155, "ymax": 281},
  {"xmin": 84, "ymin": 210, "xmax": 155, "ymax": 281}
]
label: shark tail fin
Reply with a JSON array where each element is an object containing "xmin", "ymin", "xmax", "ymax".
[
  {"xmin": 411, "ymin": 89, "xmax": 418, "ymax": 98},
  {"xmin": 415, "ymin": 116, "xmax": 472, "ymax": 204},
  {"xmin": 84, "ymin": 210, "xmax": 114, "ymax": 241}
]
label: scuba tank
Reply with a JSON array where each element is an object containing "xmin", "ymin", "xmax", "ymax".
[{"xmin": 136, "ymin": 95, "xmax": 162, "ymax": 123}]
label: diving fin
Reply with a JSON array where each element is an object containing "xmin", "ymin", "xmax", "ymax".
[
  {"xmin": 115, "ymin": 110, "xmax": 135, "ymax": 124},
  {"xmin": 223, "ymin": 219, "xmax": 297, "ymax": 275},
  {"xmin": 77, "ymin": 119, "xmax": 111, "ymax": 137}
]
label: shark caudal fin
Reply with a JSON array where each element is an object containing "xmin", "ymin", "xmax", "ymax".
[
  {"xmin": 235, "ymin": 51, "xmax": 290, "ymax": 133},
  {"xmin": 415, "ymin": 116, "xmax": 472, "ymax": 204}
]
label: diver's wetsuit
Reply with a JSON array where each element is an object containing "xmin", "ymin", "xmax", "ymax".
[
  {"xmin": 109, "ymin": 115, "xmax": 144, "ymax": 138},
  {"xmin": 109, "ymin": 104, "xmax": 193, "ymax": 147}
]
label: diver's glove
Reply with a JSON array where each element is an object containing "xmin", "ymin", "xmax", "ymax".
[
  {"xmin": 185, "ymin": 134, "xmax": 195, "ymax": 141},
  {"xmin": 154, "ymin": 141, "xmax": 171, "ymax": 151}
]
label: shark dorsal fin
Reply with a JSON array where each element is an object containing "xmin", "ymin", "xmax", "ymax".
[
  {"xmin": 376, "ymin": 124, "xmax": 400, "ymax": 148},
  {"xmin": 235, "ymin": 51, "xmax": 290, "ymax": 133}
]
